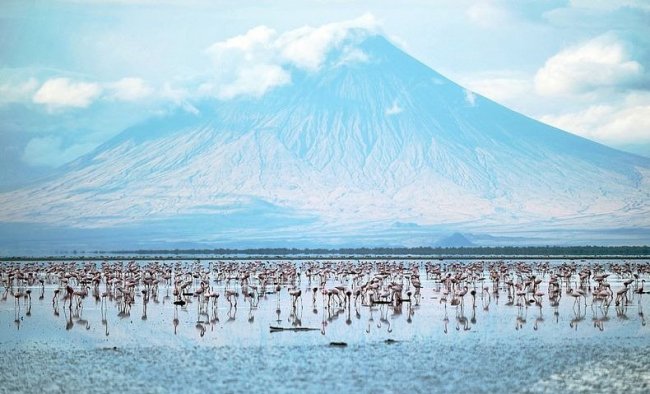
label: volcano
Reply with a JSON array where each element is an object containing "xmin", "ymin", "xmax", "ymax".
[{"xmin": 1, "ymin": 33, "xmax": 649, "ymax": 252}]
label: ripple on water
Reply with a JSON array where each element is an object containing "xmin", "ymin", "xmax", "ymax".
[
  {"xmin": 533, "ymin": 355, "xmax": 650, "ymax": 393},
  {"xmin": 2, "ymin": 338, "xmax": 650, "ymax": 393},
  {"xmin": 1, "ymin": 258, "xmax": 649, "ymax": 393}
]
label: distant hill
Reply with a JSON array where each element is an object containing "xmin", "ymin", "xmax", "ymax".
[{"xmin": 435, "ymin": 233, "xmax": 475, "ymax": 247}]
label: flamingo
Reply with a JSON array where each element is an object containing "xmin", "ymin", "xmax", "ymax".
[
  {"xmin": 289, "ymin": 288, "xmax": 302, "ymax": 309},
  {"xmin": 225, "ymin": 289, "xmax": 238, "ymax": 308},
  {"xmin": 52, "ymin": 289, "xmax": 60, "ymax": 306},
  {"xmin": 65, "ymin": 285, "xmax": 74, "ymax": 308},
  {"xmin": 635, "ymin": 279, "xmax": 645, "ymax": 294},
  {"xmin": 615, "ymin": 284, "xmax": 629, "ymax": 306}
]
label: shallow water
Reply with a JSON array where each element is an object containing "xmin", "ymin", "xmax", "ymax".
[{"xmin": 1, "ymin": 258, "xmax": 649, "ymax": 393}]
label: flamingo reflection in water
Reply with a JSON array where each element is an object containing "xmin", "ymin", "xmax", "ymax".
[
  {"xmin": 570, "ymin": 305, "xmax": 586, "ymax": 330},
  {"xmin": 1, "ymin": 258, "xmax": 649, "ymax": 338}
]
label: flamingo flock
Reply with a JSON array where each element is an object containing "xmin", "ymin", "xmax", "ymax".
[{"xmin": 1, "ymin": 258, "xmax": 648, "ymax": 334}]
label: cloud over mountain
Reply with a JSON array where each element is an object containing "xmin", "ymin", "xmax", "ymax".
[
  {"xmin": 534, "ymin": 34, "xmax": 646, "ymax": 96},
  {"xmin": 201, "ymin": 14, "xmax": 379, "ymax": 99},
  {"xmin": 33, "ymin": 78, "xmax": 103, "ymax": 109},
  {"xmin": 1, "ymin": 29, "xmax": 649, "ymax": 252}
]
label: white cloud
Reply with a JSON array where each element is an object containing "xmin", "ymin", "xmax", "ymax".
[
  {"xmin": 464, "ymin": 89, "xmax": 477, "ymax": 106},
  {"xmin": 0, "ymin": 78, "xmax": 39, "ymax": 106},
  {"xmin": 22, "ymin": 136, "xmax": 97, "ymax": 167},
  {"xmin": 534, "ymin": 34, "xmax": 645, "ymax": 96},
  {"xmin": 205, "ymin": 25, "xmax": 289, "ymax": 100},
  {"xmin": 334, "ymin": 47, "xmax": 369, "ymax": 68},
  {"xmin": 459, "ymin": 60, "xmax": 650, "ymax": 153},
  {"xmin": 387, "ymin": 34, "xmax": 409, "ymax": 52},
  {"xmin": 277, "ymin": 13, "xmax": 379, "ymax": 71},
  {"xmin": 568, "ymin": 0, "xmax": 650, "ymax": 11},
  {"xmin": 160, "ymin": 82, "xmax": 199, "ymax": 114},
  {"xmin": 461, "ymin": 72, "xmax": 532, "ymax": 104},
  {"xmin": 160, "ymin": 82, "xmax": 188, "ymax": 103},
  {"xmin": 204, "ymin": 14, "xmax": 380, "ymax": 100},
  {"xmin": 60, "ymin": 0, "xmax": 212, "ymax": 4},
  {"xmin": 540, "ymin": 92, "xmax": 650, "ymax": 146},
  {"xmin": 33, "ymin": 78, "xmax": 102, "ymax": 108},
  {"xmin": 385, "ymin": 100, "xmax": 403, "ymax": 116},
  {"xmin": 208, "ymin": 25, "xmax": 276, "ymax": 54},
  {"xmin": 218, "ymin": 64, "xmax": 290, "ymax": 100},
  {"xmin": 467, "ymin": 2, "xmax": 514, "ymax": 28},
  {"xmin": 107, "ymin": 77, "xmax": 152, "ymax": 101},
  {"xmin": 31, "ymin": 77, "xmax": 155, "ymax": 109}
]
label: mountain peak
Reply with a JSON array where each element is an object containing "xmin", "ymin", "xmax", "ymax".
[
  {"xmin": 435, "ymin": 233, "xmax": 475, "ymax": 248},
  {"xmin": 1, "ymin": 27, "xmax": 649, "ymax": 252},
  {"xmin": 310, "ymin": 33, "xmax": 453, "ymax": 88}
]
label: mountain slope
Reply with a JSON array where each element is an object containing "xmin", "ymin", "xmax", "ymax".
[{"xmin": 1, "ymin": 35, "xmax": 649, "ymax": 251}]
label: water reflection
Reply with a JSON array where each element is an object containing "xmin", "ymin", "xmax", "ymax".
[
  {"xmin": 457, "ymin": 306, "xmax": 470, "ymax": 331},
  {"xmin": 616, "ymin": 304, "xmax": 629, "ymax": 320},
  {"xmin": 227, "ymin": 305, "xmax": 237, "ymax": 322},
  {"xmin": 64, "ymin": 306, "xmax": 73, "ymax": 331},
  {"xmin": 533, "ymin": 305, "xmax": 543, "ymax": 330},
  {"xmin": 570, "ymin": 306, "xmax": 586, "ymax": 330},
  {"xmin": 0, "ymin": 258, "xmax": 648, "ymax": 344},
  {"xmin": 101, "ymin": 300, "xmax": 110, "ymax": 336},
  {"xmin": 639, "ymin": 300, "xmax": 646, "ymax": 326},
  {"xmin": 515, "ymin": 306, "xmax": 526, "ymax": 330}
]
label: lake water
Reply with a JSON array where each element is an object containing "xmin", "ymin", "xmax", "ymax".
[{"xmin": 1, "ymin": 258, "xmax": 648, "ymax": 393}]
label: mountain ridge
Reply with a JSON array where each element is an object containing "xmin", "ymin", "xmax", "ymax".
[{"xmin": 1, "ymin": 34, "xmax": 649, "ymax": 252}]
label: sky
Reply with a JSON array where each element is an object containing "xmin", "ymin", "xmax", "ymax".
[{"xmin": 1, "ymin": 0, "xmax": 649, "ymax": 189}]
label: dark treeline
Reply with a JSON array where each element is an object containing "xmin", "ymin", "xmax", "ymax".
[{"xmin": 109, "ymin": 245, "xmax": 650, "ymax": 257}]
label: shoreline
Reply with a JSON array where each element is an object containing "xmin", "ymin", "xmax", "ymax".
[{"xmin": 3, "ymin": 254, "xmax": 650, "ymax": 261}]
